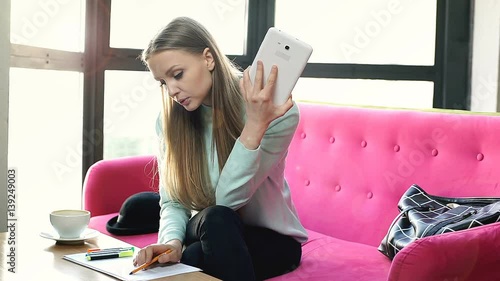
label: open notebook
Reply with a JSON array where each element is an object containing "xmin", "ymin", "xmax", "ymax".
[{"xmin": 63, "ymin": 252, "xmax": 201, "ymax": 281}]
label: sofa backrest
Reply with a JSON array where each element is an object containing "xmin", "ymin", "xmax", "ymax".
[{"xmin": 285, "ymin": 102, "xmax": 500, "ymax": 247}]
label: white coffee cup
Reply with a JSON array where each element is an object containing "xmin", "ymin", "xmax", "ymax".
[{"xmin": 50, "ymin": 210, "xmax": 90, "ymax": 239}]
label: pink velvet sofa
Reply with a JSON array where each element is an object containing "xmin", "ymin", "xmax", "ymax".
[{"xmin": 84, "ymin": 102, "xmax": 500, "ymax": 281}]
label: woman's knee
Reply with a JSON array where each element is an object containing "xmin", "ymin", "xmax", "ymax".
[
  {"xmin": 181, "ymin": 241, "xmax": 203, "ymax": 267},
  {"xmin": 200, "ymin": 205, "xmax": 242, "ymax": 229}
]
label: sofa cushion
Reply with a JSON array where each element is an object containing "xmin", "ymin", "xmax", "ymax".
[
  {"xmin": 89, "ymin": 213, "xmax": 158, "ymax": 249},
  {"xmin": 268, "ymin": 229, "xmax": 391, "ymax": 281}
]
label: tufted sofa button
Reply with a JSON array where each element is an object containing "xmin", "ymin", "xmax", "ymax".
[
  {"xmin": 431, "ymin": 149, "xmax": 438, "ymax": 156},
  {"xmin": 361, "ymin": 140, "xmax": 367, "ymax": 147},
  {"xmin": 477, "ymin": 153, "xmax": 484, "ymax": 161},
  {"xmin": 305, "ymin": 180, "xmax": 310, "ymax": 186},
  {"xmin": 393, "ymin": 145, "xmax": 400, "ymax": 152},
  {"xmin": 335, "ymin": 185, "xmax": 341, "ymax": 192},
  {"xmin": 367, "ymin": 192, "xmax": 373, "ymax": 199},
  {"xmin": 329, "ymin": 137, "xmax": 335, "ymax": 143},
  {"xmin": 301, "ymin": 133, "xmax": 306, "ymax": 139}
]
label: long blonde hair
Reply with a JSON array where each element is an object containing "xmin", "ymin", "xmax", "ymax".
[{"xmin": 141, "ymin": 17, "xmax": 244, "ymax": 210}]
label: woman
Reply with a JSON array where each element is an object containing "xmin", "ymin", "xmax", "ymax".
[{"xmin": 133, "ymin": 17, "xmax": 308, "ymax": 281}]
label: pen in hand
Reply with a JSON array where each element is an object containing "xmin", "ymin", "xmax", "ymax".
[{"xmin": 129, "ymin": 248, "xmax": 173, "ymax": 275}]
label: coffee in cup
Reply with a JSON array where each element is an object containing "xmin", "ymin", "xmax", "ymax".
[{"xmin": 50, "ymin": 210, "xmax": 90, "ymax": 239}]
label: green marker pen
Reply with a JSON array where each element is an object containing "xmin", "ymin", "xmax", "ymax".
[{"xmin": 86, "ymin": 249, "xmax": 134, "ymax": 261}]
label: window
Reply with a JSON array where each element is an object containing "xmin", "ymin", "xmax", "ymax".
[
  {"xmin": 6, "ymin": 0, "xmax": 473, "ymax": 199},
  {"xmin": 10, "ymin": 0, "xmax": 85, "ymax": 52},
  {"xmin": 275, "ymin": 0, "xmax": 437, "ymax": 109},
  {"xmin": 8, "ymin": 68, "xmax": 84, "ymax": 216},
  {"xmin": 105, "ymin": 0, "xmax": 251, "ymax": 160},
  {"xmin": 293, "ymin": 78, "xmax": 434, "ymax": 109},
  {"xmin": 109, "ymin": 0, "xmax": 248, "ymax": 55},
  {"xmin": 275, "ymin": 0, "xmax": 437, "ymax": 65},
  {"xmin": 103, "ymin": 71, "xmax": 162, "ymax": 159}
]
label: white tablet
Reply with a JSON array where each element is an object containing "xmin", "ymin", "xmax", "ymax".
[{"xmin": 249, "ymin": 27, "xmax": 313, "ymax": 106}]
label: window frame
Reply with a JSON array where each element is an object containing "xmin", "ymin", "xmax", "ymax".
[{"xmin": 6, "ymin": 0, "xmax": 474, "ymax": 184}]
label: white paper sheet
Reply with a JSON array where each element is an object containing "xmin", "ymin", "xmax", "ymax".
[{"xmin": 63, "ymin": 252, "xmax": 201, "ymax": 281}]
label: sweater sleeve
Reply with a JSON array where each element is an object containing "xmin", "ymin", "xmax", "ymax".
[
  {"xmin": 157, "ymin": 182, "xmax": 191, "ymax": 244},
  {"xmin": 155, "ymin": 115, "xmax": 192, "ymax": 245},
  {"xmin": 215, "ymin": 102, "xmax": 299, "ymax": 209}
]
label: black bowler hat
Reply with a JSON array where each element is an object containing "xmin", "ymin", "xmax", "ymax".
[{"xmin": 106, "ymin": 191, "xmax": 161, "ymax": 236}]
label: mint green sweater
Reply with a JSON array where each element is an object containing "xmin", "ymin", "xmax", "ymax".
[{"xmin": 156, "ymin": 102, "xmax": 308, "ymax": 244}]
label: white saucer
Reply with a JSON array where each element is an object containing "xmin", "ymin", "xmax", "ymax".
[{"xmin": 40, "ymin": 228, "xmax": 100, "ymax": 245}]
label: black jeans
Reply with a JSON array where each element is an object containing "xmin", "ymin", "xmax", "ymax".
[{"xmin": 180, "ymin": 205, "xmax": 302, "ymax": 281}]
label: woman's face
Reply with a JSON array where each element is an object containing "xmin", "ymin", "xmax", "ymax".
[{"xmin": 147, "ymin": 48, "xmax": 215, "ymax": 110}]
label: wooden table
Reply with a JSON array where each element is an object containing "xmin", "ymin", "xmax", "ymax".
[{"xmin": 0, "ymin": 230, "xmax": 219, "ymax": 281}]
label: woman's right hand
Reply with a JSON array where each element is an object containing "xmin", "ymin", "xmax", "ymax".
[
  {"xmin": 133, "ymin": 240, "xmax": 182, "ymax": 267},
  {"xmin": 239, "ymin": 60, "xmax": 293, "ymax": 150}
]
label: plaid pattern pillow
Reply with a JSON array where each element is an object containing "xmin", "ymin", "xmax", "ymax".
[{"xmin": 378, "ymin": 184, "xmax": 500, "ymax": 259}]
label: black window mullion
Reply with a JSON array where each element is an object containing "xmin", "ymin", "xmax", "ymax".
[
  {"xmin": 433, "ymin": 0, "xmax": 473, "ymax": 109},
  {"xmin": 82, "ymin": 0, "xmax": 111, "ymax": 183},
  {"xmin": 303, "ymin": 64, "xmax": 434, "ymax": 81}
]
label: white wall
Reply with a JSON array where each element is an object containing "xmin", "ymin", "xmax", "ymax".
[
  {"xmin": 470, "ymin": 0, "xmax": 500, "ymax": 112},
  {"xmin": 0, "ymin": 0, "xmax": 10, "ymax": 232}
]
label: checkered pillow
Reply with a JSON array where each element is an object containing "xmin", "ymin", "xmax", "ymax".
[{"xmin": 378, "ymin": 184, "xmax": 500, "ymax": 259}]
